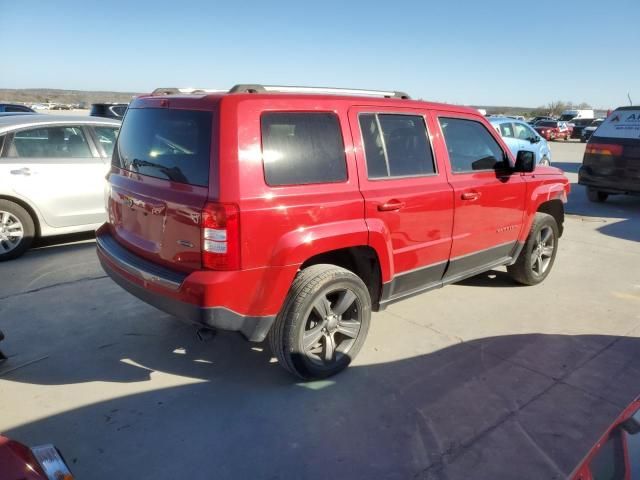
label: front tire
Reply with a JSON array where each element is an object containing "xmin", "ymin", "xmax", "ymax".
[
  {"xmin": 586, "ymin": 188, "xmax": 608, "ymax": 203},
  {"xmin": 0, "ymin": 200, "xmax": 35, "ymax": 261},
  {"xmin": 507, "ymin": 212, "xmax": 559, "ymax": 286},
  {"xmin": 269, "ymin": 264, "xmax": 371, "ymax": 380}
]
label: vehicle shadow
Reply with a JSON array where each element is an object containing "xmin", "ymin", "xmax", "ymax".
[
  {"xmin": 1, "ymin": 330, "xmax": 638, "ymax": 479},
  {"xmin": 32, "ymin": 231, "xmax": 95, "ymax": 249},
  {"xmin": 0, "ymin": 234, "xmax": 101, "ymax": 300},
  {"xmin": 456, "ymin": 269, "xmax": 522, "ymax": 288},
  {"xmin": 565, "ymin": 181, "xmax": 640, "ymax": 242}
]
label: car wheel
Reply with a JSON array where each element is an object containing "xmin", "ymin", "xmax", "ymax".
[
  {"xmin": 540, "ymin": 155, "xmax": 550, "ymax": 166},
  {"xmin": 269, "ymin": 264, "xmax": 371, "ymax": 380},
  {"xmin": 507, "ymin": 212, "xmax": 559, "ymax": 286},
  {"xmin": 0, "ymin": 200, "xmax": 35, "ymax": 261},
  {"xmin": 586, "ymin": 187, "xmax": 608, "ymax": 203}
]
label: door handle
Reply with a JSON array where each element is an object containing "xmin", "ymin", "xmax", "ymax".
[
  {"xmin": 377, "ymin": 200, "xmax": 406, "ymax": 211},
  {"xmin": 10, "ymin": 167, "xmax": 31, "ymax": 176},
  {"xmin": 461, "ymin": 191, "xmax": 481, "ymax": 201}
]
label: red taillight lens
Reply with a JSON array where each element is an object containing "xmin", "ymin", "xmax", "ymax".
[
  {"xmin": 201, "ymin": 202, "xmax": 240, "ymax": 270},
  {"xmin": 586, "ymin": 143, "xmax": 624, "ymax": 156}
]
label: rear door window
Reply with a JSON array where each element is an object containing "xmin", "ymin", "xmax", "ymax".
[
  {"xmin": 498, "ymin": 122, "xmax": 515, "ymax": 138},
  {"xmin": 358, "ymin": 113, "xmax": 435, "ymax": 178},
  {"xmin": 593, "ymin": 110, "xmax": 640, "ymax": 140},
  {"xmin": 513, "ymin": 123, "xmax": 536, "ymax": 140},
  {"xmin": 7, "ymin": 126, "xmax": 92, "ymax": 158},
  {"xmin": 438, "ymin": 117, "xmax": 507, "ymax": 172},
  {"xmin": 261, "ymin": 112, "xmax": 347, "ymax": 186},
  {"xmin": 93, "ymin": 126, "xmax": 119, "ymax": 157},
  {"xmin": 114, "ymin": 108, "xmax": 212, "ymax": 187}
]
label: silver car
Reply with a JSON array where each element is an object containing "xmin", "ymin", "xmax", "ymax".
[{"xmin": 0, "ymin": 115, "xmax": 120, "ymax": 260}]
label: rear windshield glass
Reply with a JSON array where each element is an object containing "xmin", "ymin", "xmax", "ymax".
[
  {"xmin": 537, "ymin": 121, "xmax": 558, "ymax": 127},
  {"xmin": 593, "ymin": 110, "xmax": 640, "ymax": 140},
  {"xmin": 114, "ymin": 108, "xmax": 212, "ymax": 186}
]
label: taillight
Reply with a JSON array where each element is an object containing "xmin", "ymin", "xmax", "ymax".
[
  {"xmin": 201, "ymin": 202, "xmax": 240, "ymax": 270},
  {"xmin": 586, "ymin": 143, "xmax": 624, "ymax": 156}
]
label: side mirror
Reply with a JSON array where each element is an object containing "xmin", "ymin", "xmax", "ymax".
[
  {"xmin": 530, "ymin": 136, "xmax": 541, "ymax": 144},
  {"xmin": 514, "ymin": 150, "xmax": 535, "ymax": 172}
]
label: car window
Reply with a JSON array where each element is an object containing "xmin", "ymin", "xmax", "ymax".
[
  {"xmin": 8, "ymin": 126, "xmax": 92, "ymax": 158},
  {"xmin": 261, "ymin": 112, "xmax": 347, "ymax": 186},
  {"xmin": 498, "ymin": 123, "xmax": 514, "ymax": 138},
  {"xmin": 110, "ymin": 105, "xmax": 127, "ymax": 117},
  {"xmin": 359, "ymin": 113, "xmax": 435, "ymax": 179},
  {"xmin": 5, "ymin": 106, "xmax": 30, "ymax": 112},
  {"xmin": 94, "ymin": 126, "xmax": 119, "ymax": 157},
  {"xmin": 589, "ymin": 430, "xmax": 626, "ymax": 480},
  {"xmin": 438, "ymin": 117, "xmax": 506, "ymax": 173},
  {"xmin": 513, "ymin": 123, "xmax": 535, "ymax": 140},
  {"xmin": 537, "ymin": 121, "xmax": 557, "ymax": 127},
  {"xmin": 115, "ymin": 108, "xmax": 212, "ymax": 187}
]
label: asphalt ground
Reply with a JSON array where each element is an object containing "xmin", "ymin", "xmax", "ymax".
[{"xmin": 1, "ymin": 140, "xmax": 639, "ymax": 479}]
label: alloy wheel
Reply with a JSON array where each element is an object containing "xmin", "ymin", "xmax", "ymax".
[
  {"xmin": 302, "ymin": 287, "xmax": 362, "ymax": 366},
  {"xmin": 531, "ymin": 226, "xmax": 555, "ymax": 276},
  {"xmin": 0, "ymin": 211, "xmax": 25, "ymax": 254}
]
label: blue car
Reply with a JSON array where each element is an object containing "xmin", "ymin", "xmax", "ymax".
[{"xmin": 489, "ymin": 117, "xmax": 551, "ymax": 166}]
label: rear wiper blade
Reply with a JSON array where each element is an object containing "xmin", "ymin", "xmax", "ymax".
[{"xmin": 131, "ymin": 158, "xmax": 189, "ymax": 184}]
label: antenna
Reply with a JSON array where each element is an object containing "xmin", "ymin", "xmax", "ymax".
[{"xmin": 628, "ymin": 92, "xmax": 633, "ymax": 106}]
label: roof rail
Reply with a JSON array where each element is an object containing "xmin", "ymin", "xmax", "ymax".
[
  {"xmin": 229, "ymin": 84, "xmax": 411, "ymax": 99},
  {"xmin": 150, "ymin": 87, "xmax": 226, "ymax": 96}
]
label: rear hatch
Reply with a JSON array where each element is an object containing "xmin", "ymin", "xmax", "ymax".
[
  {"xmin": 107, "ymin": 105, "xmax": 215, "ymax": 272},
  {"xmin": 582, "ymin": 108, "xmax": 640, "ymax": 189}
]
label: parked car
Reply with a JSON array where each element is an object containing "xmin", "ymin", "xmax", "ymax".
[
  {"xmin": 570, "ymin": 397, "xmax": 640, "ymax": 479},
  {"xmin": 529, "ymin": 116, "xmax": 554, "ymax": 125},
  {"xmin": 569, "ymin": 118, "xmax": 594, "ymax": 139},
  {"xmin": 579, "ymin": 106, "xmax": 640, "ymax": 202},
  {"xmin": 534, "ymin": 120, "xmax": 571, "ymax": 141},
  {"xmin": 50, "ymin": 104, "xmax": 72, "ymax": 110},
  {"xmin": 97, "ymin": 84, "xmax": 570, "ymax": 380},
  {"xmin": 30, "ymin": 104, "xmax": 50, "ymax": 110},
  {"xmin": 90, "ymin": 103, "xmax": 128, "ymax": 119},
  {"xmin": 559, "ymin": 109, "xmax": 594, "ymax": 121},
  {"xmin": 0, "ymin": 104, "xmax": 35, "ymax": 113},
  {"xmin": 0, "ymin": 115, "xmax": 120, "ymax": 260},
  {"xmin": 489, "ymin": 117, "xmax": 552, "ymax": 165},
  {"xmin": 580, "ymin": 118, "xmax": 604, "ymax": 142}
]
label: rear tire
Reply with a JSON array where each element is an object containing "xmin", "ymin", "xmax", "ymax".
[
  {"xmin": 540, "ymin": 155, "xmax": 550, "ymax": 166},
  {"xmin": 268, "ymin": 264, "xmax": 371, "ymax": 380},
  {"xmin": 0, "ymin": 200, "xmax": 35, "ymax": 261},
  {"xmin": 586, "ymin": 188, "xmax": 608, "ymax": 203},
  {"xmin": 507, "ymin": 212, "xmax": 559, "ymax": 286}
]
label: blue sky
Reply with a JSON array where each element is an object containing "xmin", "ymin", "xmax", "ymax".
[{"xmin": 2, "ymin": 0, "xmax": 638, "ymax": 108}]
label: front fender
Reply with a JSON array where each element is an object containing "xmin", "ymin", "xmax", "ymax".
[{"xmin": 518, "ymin": 179, "xmax": 569, "ymax": 242}]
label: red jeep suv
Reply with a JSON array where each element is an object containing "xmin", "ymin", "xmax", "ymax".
[{"xmin": 97, "ymin": 84, "xmax": 570, "ymax": 379}]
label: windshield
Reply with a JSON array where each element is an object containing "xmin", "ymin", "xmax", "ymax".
[
  {"xmin": 559, "ymin": 114, "xmax": 575, "ymax": 121},
  {"xmin": 114, "ymin": 108, "xmax": 212, "ymax": 186}
]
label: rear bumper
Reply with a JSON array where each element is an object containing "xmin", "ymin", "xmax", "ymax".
[
  {"xmin": 578, "ymin": 166, "xmax": 640, "ymax": 195},
  {"xmin": 96, "ymin": 227, "xmax": 278, "ymax": 342}
]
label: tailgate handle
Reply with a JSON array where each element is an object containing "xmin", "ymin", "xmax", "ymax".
[{"xmin": 378, "ymin": 200, "xmax": 405, "ymax": 211}]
